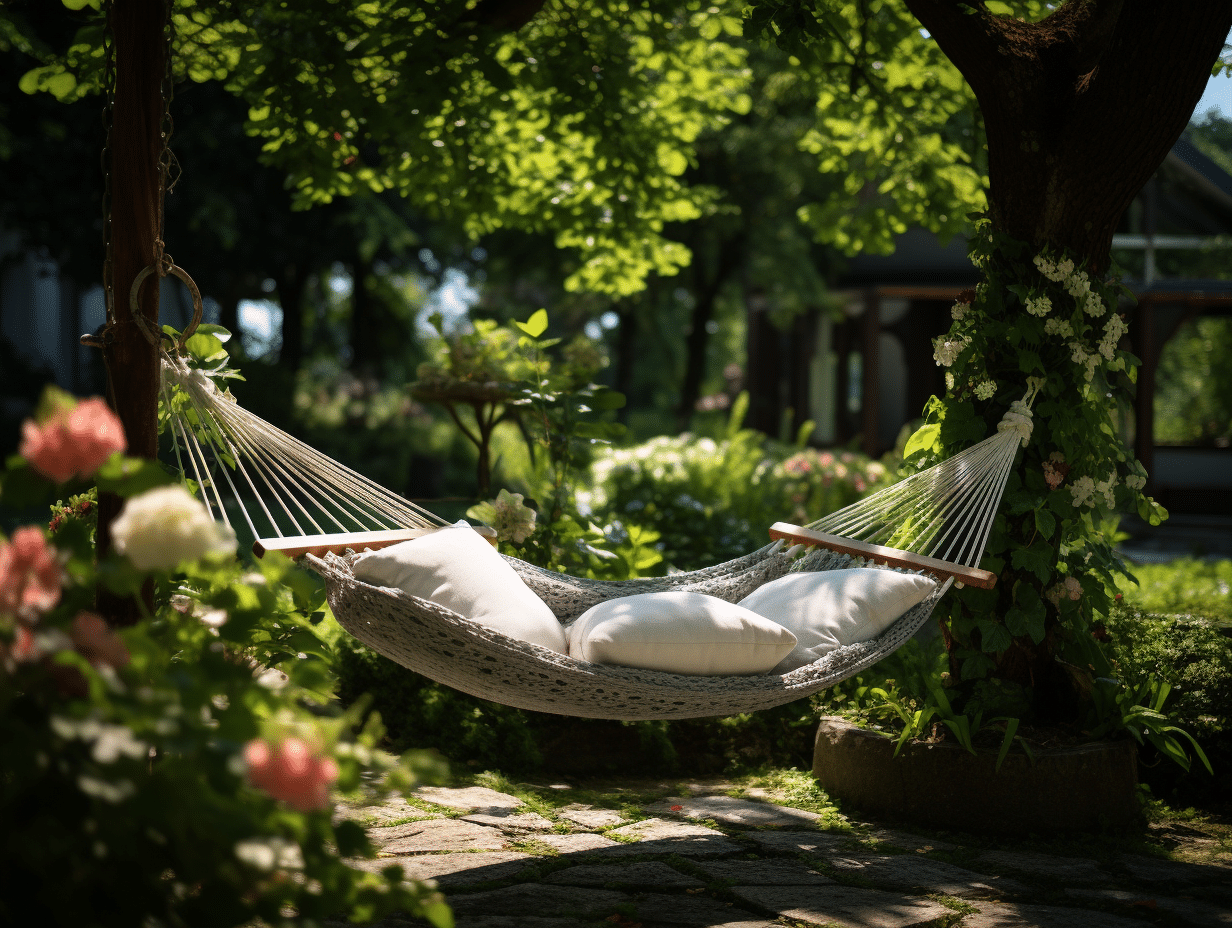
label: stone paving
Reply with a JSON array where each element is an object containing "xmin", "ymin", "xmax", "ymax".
[{"xmin": 331, "ymin": 781, "xmax": 1232, "ymax": 928}]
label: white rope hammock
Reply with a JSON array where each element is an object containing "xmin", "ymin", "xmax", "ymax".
[{"xmin": 157, "ymin": 350, "xmax": 1038, "ymax": 720}]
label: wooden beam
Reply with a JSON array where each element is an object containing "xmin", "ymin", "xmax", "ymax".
[
  {"xmin": 769, "ymin": 522, "xmax": 998, "ymax": 590},
  {"xmin": 254, "ymin": 525, "xmax": 499, "ymax": 559}
]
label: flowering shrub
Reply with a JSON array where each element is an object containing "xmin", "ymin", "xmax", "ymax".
[
  {"xmin": 18, "ymin": 387, "xmax": 126, "ymax": 484},
  {"xmin": 907, "ymin": 221, "xmax": 1169, "ymax": 724},
  {"xmin": 1, "ymin": 388, "xmax": 451, "ymax": 928},
  {"xmin": 585, "ymin": 398, "xmax": 897, "ymax": 572},
  {"xmin": 111, "ymin": 484, "xmax": 238, "ymax": 570}
]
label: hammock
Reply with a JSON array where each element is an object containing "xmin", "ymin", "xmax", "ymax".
[{"xmin": 159, "ymin": 350, "xmax": 1037, "ymax": 721}]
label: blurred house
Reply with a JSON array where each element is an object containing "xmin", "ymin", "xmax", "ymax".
[{"xmin": 748, "ymin": 138, "xmax": 1232, "ymax": 517}]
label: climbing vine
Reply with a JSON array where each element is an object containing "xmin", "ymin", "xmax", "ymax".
[{"xmin": 904, "ymin": 221, "xmax": 1167, "ymax": 718}]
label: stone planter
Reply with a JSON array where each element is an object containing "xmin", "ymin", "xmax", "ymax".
[{"xmin": 813, "ymin": 716, "xmax": 1140, "ymax": 835}]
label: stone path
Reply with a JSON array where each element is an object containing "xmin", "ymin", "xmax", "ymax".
[{"xmin": 332, "ymin": 782, "xmax": 1232, "ymax": 928}]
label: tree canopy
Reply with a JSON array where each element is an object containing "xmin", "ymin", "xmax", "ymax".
[{"xmin": 13, "ymin": 0, "xmax": 987, "ymax": 298}]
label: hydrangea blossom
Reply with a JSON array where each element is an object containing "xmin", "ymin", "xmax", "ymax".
[
  {"xmin": 1083, "ymin": 292, "xmax": 1107, "ymax": 318},
  {"xmin": 974, "ymin": 380, "xmax": 997, "ymax": 400},
  {"xmin": 1070, "ymin": 475, "xmax": 1096, "ymax": 508},
  {"xmin": 1041, "ymin": 452, "xmax": 1067, "ymax": 490},
  {"xmin": 110, "ymin": 485, "xmax": 237, "ymax": 570},
  {"xmin": 0, "ymin": 527, "xmax": 62, "ymax": 621},
  {"xmin": 1125, "ymin": 474, "xmax": 1146, "ymax": 491},
  {"xmin": 951, "ymin": 302, "xmax": 968, "ymax": 322},
  {"xmin": 932, "ymin": 335, "xmax": 969, "ymax": 368},
  {"xmin": 1044, "ymin": 318, "xmax": 1074, "ymax": 338},
  {"xmin": 1025, "ymin": 295, "xmax": 1052, "ymax": 317},
  {"xmin": 1099, "ymin": 313, "xmax": 1128, "ymax": 361},
  {"xmin": 19, "ymin": 396, "xmax": 126, "ymax": 484}
]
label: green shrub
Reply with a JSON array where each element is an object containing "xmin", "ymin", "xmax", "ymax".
[{"xmin": 1114, "ymin": 558, "xmax": 1232, "ymax": 624}]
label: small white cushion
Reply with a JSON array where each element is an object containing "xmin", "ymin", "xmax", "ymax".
[
  {"xmin": 351, "ymin": 525, "xmax": 567, "ymax": 654},
  {"xmin": 566, "ymin": 591, "xmax": 797, "ymax": 676},
  {"xmin": 738, "ymin": 568, "xmax": 937, "ymax": 672}
]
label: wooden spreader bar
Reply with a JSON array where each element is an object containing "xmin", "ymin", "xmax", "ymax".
[
  {"xmin": 254, "ymin": 524, "xmax": 498, "ymax": 559},
  {"xmin": 769, "ymin": 522, "xmax": 998, "ymax": 590}
]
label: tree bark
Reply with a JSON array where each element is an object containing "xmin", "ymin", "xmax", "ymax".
[
  {"xmin": 903, "ymin": 0, "xmax": 1232, "ymax": 273},
  {"xmin": 97, "ymin": 0, "xmax": 166, "ymax": 627},
  {"xmin": 276, "ymin": 263, "xmax": 307, "ymax": 372},
  {"xmin": 676, "ymin": 233, "xmax": 743, "ymax": 431}
]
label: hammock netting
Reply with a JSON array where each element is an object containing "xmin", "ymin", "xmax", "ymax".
[{"xmin": 158, "ymin": 351, "xmax": 1035, "ymax": 720}]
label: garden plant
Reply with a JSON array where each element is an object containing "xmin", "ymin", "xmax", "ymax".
[{"xmin": 0, "ymin": 387, "xmax": 452, "ymax": 927}]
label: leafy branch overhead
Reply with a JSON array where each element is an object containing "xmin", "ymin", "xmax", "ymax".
[{"xmin": 21, "ymin": 0, "xmax": 992, "ymax": 294}]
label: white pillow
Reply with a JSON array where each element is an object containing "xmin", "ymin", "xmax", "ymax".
[
  {"xmin": 351, "ymin": 525, "xmax": 567, "ymax": 654},
  {"xmin": 566, "ymin": 591, "xmax": 797, "ymax": 676},
  {"xmin": 738, "ymin": 568, "xmax": 937, "ymax": 672}
]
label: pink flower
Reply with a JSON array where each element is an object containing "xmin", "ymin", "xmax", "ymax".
[
  {"xmin": 20, "ymin": 397, "xmax": 126, "ymax": 483},
  {"xmin": 244, "ymin": 737, "xmax": 339, "ymax": 811},
  {"xmin": 0, "ymin": 527, "xmax": 62, "ymax": 621},
  {"xmin": 70, "ymin": 612, "xmax": 130, "ymax": 670}
]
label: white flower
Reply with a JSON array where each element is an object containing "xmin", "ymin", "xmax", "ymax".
[
  {"xmin": 1099, "ymin": 314, "xmax": 1128, "ymax": 360},
  {"xmin": 1070, "ymin": 475, "xmax": 1096, "ymax": 508},
  {"xmin": 1063, "ymin": 269, "xmax": 1089, "ymax": 298},
  {"xmin": 951, "ymin": 302, "xmax": 968, "ymax": 321},
  {"xmin": 974, "ymin": 380, "xmax": 997, "ymax": 400},
  {"xmin": 932, "ymin": 335, "xmax": 968, "ymax": 368},
  {"xmin": 1044, "ymin": 318, "xmax": 1074, "ymax": 338},
  {"xmin": 111, "ymin": 486, "xmax": 237, "ymax": 570},
  {"xmin": 1125, "ymin": 474, "xmax": 1146, "ymax": 491},
  {"xmin": 235, "ymin": 836, "xmax": 304, "ymax": 872},
  {"xmin": 1025, "ymin": 295, "xmax": 1052, "ymax": 317},
  {"xmin": 1095, "ymin": 473, "xmax": 1119, "ymax": 508},
  {"xmin": 1083, "ymin": 292, "xmax": 1106, "ymax": 317}
]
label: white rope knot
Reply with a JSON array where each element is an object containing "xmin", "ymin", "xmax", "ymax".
[{"xmin": 997, "ymin": 401, "xmax": 1033, "ymax": 447}]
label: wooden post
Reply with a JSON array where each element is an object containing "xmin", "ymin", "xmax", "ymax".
[{"xmin": 97, "ymin": 0, "xmax": 166, "ymax": 626}]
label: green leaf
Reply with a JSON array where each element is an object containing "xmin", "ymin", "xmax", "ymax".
[
  {"xmin": 514, "ymin": 309, "xmax": 549, "ymax": 339},
  {"xmin": 976, "ymin": 619, "xmax": 1012, "ymax": 654},
  {"xmin": 333, "ymin": 819, "xmax": 370, "ymax": 857},
  {"xmin": 1004, "ymin": 584, "xmax": 1047, "ymax": 644},
  {"xmin": 93, "ymin": 456, "xmax": 176, "ymax": 497},
  {"xmin": 1033, "ymin": 507, "xmax": 1056, "ymax": 538},
  {"xmin": 902, "ymin": 423, "xmax": 940, "ymax": 461},
  {"xmin": 586, "ymin": 387, "xmax": 626, "ymax": 410},
  {"xmin": 184, "ymin": 332, "xmax": 227, "ymax": 362},
  {"xmin": 994, "ymin": 717, "xmax": 1019, "ymax": 772},
  {"xmin": 1010, "ymin": 542, "xmax": 1054, "ymax": 584}
]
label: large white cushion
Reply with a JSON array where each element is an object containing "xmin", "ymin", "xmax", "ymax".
[
  {"xmin": 738, "ymin": 568, "xmax": 937, "ymax": 672},
  {"xmin": 351, "ymin": 525, "xmax": 567, "ymax": 654},
  {"xmin": 566, "ymin": 591, "xmax": 797, "ymax": 676}
]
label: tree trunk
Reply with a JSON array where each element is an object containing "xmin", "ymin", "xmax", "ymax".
[
  {"xmin": 97, "ymin": 0, "xmax": 166, "ymax": 628},
  {"xmin": 349, "ymin": 253, "xmax": 377, "ymax": 372},
  {"xmin": 276, "ymin": 264, "xmax": 307, "ymax": 372},
  {"xmin": 897, "ymin": 0, "xmax": 1232, "ymax": 714},
  {"xmin": 612, "ymin": 303, "xmax": 638, "ymax": 425},
  {"xmin": 904, "ymin": 1, "xmax": 1232, "ymax": 274},
  {"xmin": 676, "ymin": 233, "xmax": 742, "ymax": 431}
]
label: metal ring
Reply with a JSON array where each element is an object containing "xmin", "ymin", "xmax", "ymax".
[{"xmin": 128, "ymin": 261, "xmax": 204, "ymax": 354}]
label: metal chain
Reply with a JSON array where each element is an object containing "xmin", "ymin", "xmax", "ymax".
[
  {"xmin": 152, "ymin": 0, "xmax": 179, "ymax": 276},
  {"xmin": 100, "ymin": 0, "xmax": 116, "ymax": 327}
]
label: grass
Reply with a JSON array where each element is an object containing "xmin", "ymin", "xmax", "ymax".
[{"xmin": 1115, "ymin": 557, "xmax": 1232, "ymax": 623}]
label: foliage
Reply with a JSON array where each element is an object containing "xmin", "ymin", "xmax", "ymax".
[
  {"xmin": 585, "ymin": 397, "xmax": 897, "ymax": 572},
  {"xmin": 1104, "ymin": 598, "xmax": 1232, "ymax": 740},
  {"xmin": 1114, "ymin": 558, "xmax": 1232, "ymax": 624},
  {"xmin": 898, "ymin": 223, "xmax": 1163, "ymax": 721},
  {"xmin": 1, "ymin": 387, "xmax": 451, "ymax": 928},
  {"xmin": 1153, "ymin": 317, "xmax": 1232, "ymax": 446}
]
